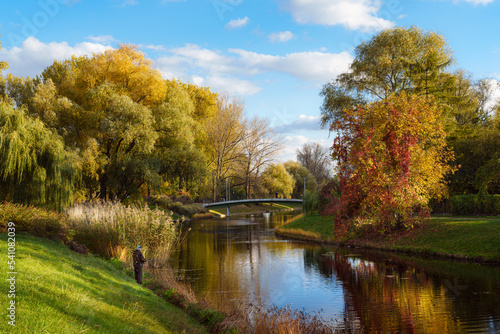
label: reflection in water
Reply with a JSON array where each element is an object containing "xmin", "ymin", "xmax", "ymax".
[{"xmin": 171, "ymin": 211, "xmax": 500, "ymax": 333}]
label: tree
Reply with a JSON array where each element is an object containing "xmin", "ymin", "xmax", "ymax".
[
  {"xmin": 320, "ymin": 26, "xmax": 454, "ymax": 127},
  {"xmin": 296, "ymin": 142, "xmax": 331, "ymax": 185},
  {"xmin": 330, "ymin": 93, "xmax": 455, "ymax": 234},
  {"xmin": 239, "ymin": 117, "xmax": 283, "ymax": 199},
  {"xmin": 0, "ymin": 39, "xmax": 8, "ymax": 100},
  {"xmin": 204, "ymin": 93, "xmax": 246, "ymax": 201},
  {"xmin": 261, "ymin": 163, "xmax": 295, "ymax": 199},
  {"xmin": 33, "ymin": 45, "xmax": 164, "ymax": 200},
  {"xmin": 284, "ymin": 160, "xmax": 317, "ymax": 198},
  {"xmin": 0, "ymin": 102, "xmax": 79, "ymax": 209}
]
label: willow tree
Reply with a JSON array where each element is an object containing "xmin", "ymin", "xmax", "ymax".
[{"xmin": 0, "ymin": 102, "xmax": 78, "ymax": 209}]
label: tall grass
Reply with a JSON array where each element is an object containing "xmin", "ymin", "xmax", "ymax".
[
  {"xmin": 67, "ymin": 201, "xmax": 178, "ymax": 260},
  {"xmin": 302, "ymin": 191, "xmax": 319, "ymax": 213}
]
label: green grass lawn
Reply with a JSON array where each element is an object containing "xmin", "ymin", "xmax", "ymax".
[
  {"xmin": 209, "ymin": 202, "xmax": 302, "ymax": 216},
  {"xmin": 278, "ymin": 213, "xmax": 500, "ymax": 262},
  {"xmin": 0, "ymin": 233, "xmax": 207, "ymax": 334}
]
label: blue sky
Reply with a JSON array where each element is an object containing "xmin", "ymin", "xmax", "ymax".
[{"xmin": 1, "ymin": 0, "xmax": 499, "ymax": 161}]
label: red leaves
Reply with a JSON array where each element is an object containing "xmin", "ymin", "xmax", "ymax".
[{"xmin": 327, "ymin": 93, "xmax": 451, "ymax": 235}]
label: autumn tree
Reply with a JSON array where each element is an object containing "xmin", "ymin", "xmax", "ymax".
[
  {"xmin": 261, "ymin": 163, "xmax": 295, "ymax": 199},
  {"xmin": 330, "ymin": 93, "xmax": 455, "ymax": 235},
  {"xmin": 204, "ymin": 93, "xmax": 246, "ymax": 201},
  {"xmin": 34, "ymin": 45, "xmax": 164, "ymax": 200},
  {"xmin": 237, "ymin": 117, "xmax": 283, "ymax": 199},
  {"xmin": 320, "ymin": 26, "xmax": 454, "ymax": 127}
]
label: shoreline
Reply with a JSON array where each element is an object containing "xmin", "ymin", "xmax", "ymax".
[{"xmin": 276, "ymin": 214, "xmax": 500, "ymax": 266}]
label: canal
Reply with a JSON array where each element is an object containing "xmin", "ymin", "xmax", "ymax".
[{"xmin": 171, "ymin": 210, "xmax": 500, "ymax": 333}]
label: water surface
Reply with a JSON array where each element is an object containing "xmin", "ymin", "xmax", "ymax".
[{"xmin": 171, "ymin": 210, "xmax": 500, "ymax": 333}]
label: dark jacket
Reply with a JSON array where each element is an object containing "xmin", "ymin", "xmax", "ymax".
[{"xmin": 132, "ymin": 249, "xmax": 146, "ymax": 268}]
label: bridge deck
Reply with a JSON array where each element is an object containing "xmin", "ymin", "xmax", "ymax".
[{"xmin": 202, "ymin": 198, "xmax": 302, "ymax": 207}]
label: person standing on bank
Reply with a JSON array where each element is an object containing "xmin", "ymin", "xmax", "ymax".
[{"xmin": 133, "ymin": 245, "xmax": 147, "ymax": 284}]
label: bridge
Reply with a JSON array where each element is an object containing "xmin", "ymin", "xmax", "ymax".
[{"xmin": 202, "ymin": 198, "xmax": 303, "ymax": 217}]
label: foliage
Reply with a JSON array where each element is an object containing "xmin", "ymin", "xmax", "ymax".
[
  {"xmin": 261, "ymin": 163, "xmax": 295, "ymax": 198},
  {"xmin": 0, "ymin": 202, "xmax": 69, "ymax": 240},
  {"xmin": 296, "ymin": 142, "xmax": 332, "ymax": 185},
  {"xmin": 317, "ymin": 177, "xmax": 340, "ymax": 215},
  {"xmin": 321, "ymin": 26, "xmax": 455, "ymax": 127},
  {"xmin": 67, "ymin": 201, "xmax": 177, "ymax": 259},
  {"xmin": 451, "ymin": 194, "xmax": 500, "ymax": 216},
  {"xmin": 330, "ymin": 93, "xmax": 455, "ymax": 235},
  {"xmin": 204, "ymin": 94, "xmax": 246, "ymax": 201},
  {"xmin": 302, "ymin": 190, "xmax": 319, "ymax": 213},
  {"xmin": 284, "ymin": 160, "xmax": 317, "ymax": 198},
  {"xmin": 0, "ymin": 102, "xmax": 79, "ymax": 210}
]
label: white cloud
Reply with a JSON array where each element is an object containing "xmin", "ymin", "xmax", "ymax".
[
  {"xmin": 225, "ymin": 17, "xmax": 250, "ymax": 29},
  {"xmin": 154, "ymin": 43, "xmax": 353, "ymax": 96},
  {"xmin": 274, "ymin": 114, "xmax": 321, "ymax": 133},
  {"xmin": 278, "ymin": 136, "xmax": 331, "ymax": 162},
  {"xmin": 228, "ymin": 48, "xmax": 353, "ymax": 82},
  {"xmin": 143, "ymin": 44, "xmax": 166, "ymax": 51},
  {"xmin": 269, "ymin": 31, "xmax": 295, "ymax": 43},
  {"xmin": 114, "ymin": 0, "xmax": 138, "ymax": 6},
  {"xmin": 282, "ymin": 0, "xmax": 394, "ymax": 32},
  {"xmin": 484, "ymin": 79, "xmax": 500, "ymax": 113},
  {"xmin": 0, "ymin": 37, "xmax": 112, "ymax": 77},
  {"xmin": 86, "ymin": 35, "xmax": 117, "ymax": 44}
]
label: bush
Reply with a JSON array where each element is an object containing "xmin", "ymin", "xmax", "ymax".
[
  {"xmin": 302, "ymin": 190, "xmax": 319, "ymax": 213},
  {"xmin": 146, "ymin": 195, "xmax": 207, "ymax": 217},
  {"xmin": 451, "ymin": 194, "xmax": 500, "ymax": 216},
  {"xmin": 67, "ymin": 201, "xmax": 178, "ymax": 259},
  {"xmin": 0, "ymin": 202, "xmax": 69, "ymax": 241}
]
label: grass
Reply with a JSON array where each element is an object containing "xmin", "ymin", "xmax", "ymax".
[
  {"xmin": 0, "ymin": 233, "xmax": 207, "ymax": 334},
  {"xmin": 278, "ymin": 213, "xmax": 500, "ymax": 263},
  {"xmin": 67, "ymin": 201, "xmax": 178, "ymax": 260},
  {"xmin": 209, "ymin": 202, "xmax": 302, "ymax": 216}
]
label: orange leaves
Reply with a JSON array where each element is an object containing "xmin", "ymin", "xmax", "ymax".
[{"xmin": 330, "ymin": 93, "xmax": 455, "ymax": 234}]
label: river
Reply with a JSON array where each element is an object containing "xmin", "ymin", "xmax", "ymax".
[{"xmin": 171, "ymin": 210, "xmax": 500, "ymax": 333}]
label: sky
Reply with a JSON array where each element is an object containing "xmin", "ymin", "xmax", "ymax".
[{"xmin": 1, "ymin": 0, "xmax": 499, "ymax": 162}]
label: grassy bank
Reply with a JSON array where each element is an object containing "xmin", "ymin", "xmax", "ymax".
[
  {"xmin": 277, "ymin": 213, "xmax": 500, "ymax": 263},
  {"xmin": 209, "ymin": 202, "xmax": 302, "ymax": 217},
  {"xmin": 0, "ymin": 233, "xmax": 207, "ymax": 334}
]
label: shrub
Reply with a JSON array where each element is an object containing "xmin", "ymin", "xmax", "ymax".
[
  {"xmin": 67, "ymin": 201, "xmax": 178, "ymax": 259},
  {"xmin": 302, "ymin": 190, "xmax": 319, "ymax": 213},
  {"xmin": 146, "ymin": 195, "xmax": 207, "ymax": 217},
  {"xmin": 451, "ymin": 194, "xmax": 500, "ymax": 216},
  {"xmin": 0, "ymin": 202, "xmax": 69, "ymax": 241}
]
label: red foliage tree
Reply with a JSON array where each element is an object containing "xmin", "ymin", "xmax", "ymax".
[{"xmin": 329, "ymin": 93, "xmax": 455, "ymax": 236}]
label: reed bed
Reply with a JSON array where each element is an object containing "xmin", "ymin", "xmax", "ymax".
[{"xmin": 67, "ymin": 201, "xmax": 178, "ymax": 260}]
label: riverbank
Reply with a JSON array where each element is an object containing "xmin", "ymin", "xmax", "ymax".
[
  {"xmin": 276, "ymin": 213, "xmax": 500, "ymax": 264},
  {"xmin": 0, "ymin": 233, "xmax": 207, "ymax": 334}
]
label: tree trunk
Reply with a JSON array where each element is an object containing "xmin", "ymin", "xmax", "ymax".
[{"xmin": 100, "ymin": 173, "xmax": 109, "ymax": 201}]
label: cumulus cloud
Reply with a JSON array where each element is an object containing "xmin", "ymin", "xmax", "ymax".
[
  {"xmin": 225, "ymin": 17, "xmax": 250, "ymax": 29},
  {"xmin": 0, "ymin": 37, "xmax": 112, "ymax": 77},
  {"xmin": 269, "ymin": 31, "xmax": 294, "ymax": 43},
  {"xmin": 282, "ymin": 0, "xmax": 394, "ymax": 32},
  {"xmin": 484, "ymin": 79, "xmax": 500, "ymax": 113}
]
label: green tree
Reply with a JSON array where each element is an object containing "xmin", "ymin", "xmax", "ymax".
[
  {"xmin": 261, "ymin": 163, "xmax": 295, "ymax": 199},
  {"xmin": 0, "ymin": 102, "xmax": 79, "ymax": 209},
  {"xmin": 284, "ymin": 160, "xmax": 317, "ymax": 198},
  {"xmin": 320, "ymin": 26, "xmax": 454, "ymax": 127}
]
